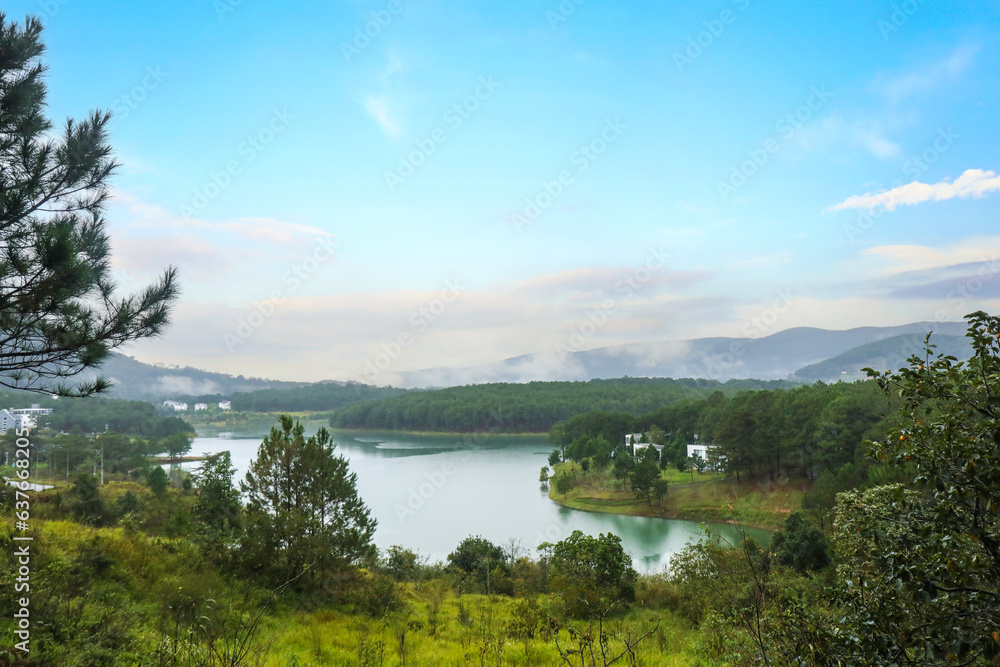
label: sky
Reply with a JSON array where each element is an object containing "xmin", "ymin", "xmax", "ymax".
[{"xmin": 9, "ymin": 0, "xmax": 1000, "ymax": 384}]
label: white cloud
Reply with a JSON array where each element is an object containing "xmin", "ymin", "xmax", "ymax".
[
  {"xmin": 727, "ymin": 253, "xmax": 790, "ymax": 271},
  {"xmin": 792, "ymin": 114, "xmax": 901, "ymax": 160},
  {"xmin": 829, "ymin": 169, "xmax": 1000, "ymax": 212},
  {"xmin": 863, "ymin": 235, "xmax": 1000, "ymax": 275},
  {"xmin": 379, "ymin": 51, "xmax": 407, "ymax": 85},
  {"xmin": 877, "ymin": 45, "xmax": 978, "ymax": 104},
  {"xmin": 364, "ymin": 94, "xmax": 401, "ymax": 137},
  {"xmin": 113, "ymin": 191, "xmax": 332, "ymax": 243}
]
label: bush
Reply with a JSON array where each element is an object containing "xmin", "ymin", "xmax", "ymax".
[{"xmin": 770, "ymin": 512, "xmax": 831, "ymax": 573}]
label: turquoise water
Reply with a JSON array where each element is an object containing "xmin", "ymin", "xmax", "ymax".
[{"xmin": 182, "ymin": 427, "xmax": 769, "ymax": 573}]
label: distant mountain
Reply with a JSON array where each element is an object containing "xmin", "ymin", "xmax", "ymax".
[
  {"xmin": 391, "ymin": 321, "xmax": 970, "ymax": 387},
  {"xmin": 87, "ymin": 321, "xmax": 973, "ymax": 404},
  {"xmin": 792, "ymin": 333, "xmax": 974, "ymax": 383},
  {"xmin": 90, "ymin": 353, "xmax": 309, "ymax": 401}
]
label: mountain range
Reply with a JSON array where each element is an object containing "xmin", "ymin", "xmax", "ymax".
[
  {"xmin": 390, "ymin": 321, "xmax": 972, "ymax": 388},
  {"xmin": 89, "ymin": 321, "xmax": 973, "ymax": 401}
]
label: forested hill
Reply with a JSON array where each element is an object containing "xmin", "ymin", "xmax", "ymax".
[
  {"xmin": 327, "ymin": 377, "xmax": 794, "ymax": 433},
  {"xmin": 177, "ymin": 381, "xmax": 410, "ymax": 412},
  {"xmin": 792, "ymin": 333, "xmax": 973, "ymax": 382},
  {"xmin": 88, "ymin": 352, "xmax": 309, "ymax": 400}
]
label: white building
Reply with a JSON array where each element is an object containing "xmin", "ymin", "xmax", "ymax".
[
  {"xmin": 194, "ymin": 403, "xmax": 209, "ymax": 411},
  {"xmin": 687, "ymin": 443, "xmax": 723, "ymax": 471},
  {"xmin": 163, "ymin": 400, "xmax": 188, "ymax": 411},
  {"xmin": 687, "ymin": 443, "xmax": 715, "ymax": 460},
  {"xmin": 625, "ymin": 433, "xmax": 664, "ymax": 456},
  {"xmin": 11, "ymin": 404, "xmax": 53, "ymax": 417},
  {"xmin": 218, "ymin": 401, "xmax": 231, "ymax": 411},
  {"xmin": 0, "ymin": 409, "xmax": 17, "ymax": 431}
]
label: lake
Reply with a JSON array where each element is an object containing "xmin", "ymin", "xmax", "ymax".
[{"xmin": 181, "ymin": 423, "xmax": 769, "ymax": 573}]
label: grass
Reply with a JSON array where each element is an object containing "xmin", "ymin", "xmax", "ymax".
[
  {"xmin": 1, "ymin": 516, "xmax": 702, "ymax": 667},
  {"xmin": 262, "ymin": 585, "xmax": 701, "ymax": 666},
  {"xmin": 550, "ymin": 462, "xmax": 806, "ymax": 529}
]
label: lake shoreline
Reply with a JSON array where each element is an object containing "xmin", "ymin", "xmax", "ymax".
[
  {"xmin": 547, "ymin": 489, "xmax": 778, "ymax": 532},
  {"xmin": 545, "ymin": 463, "xmax": 800, "ymax": 531}
]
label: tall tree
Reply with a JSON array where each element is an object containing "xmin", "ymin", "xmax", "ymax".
[
  {"xmin": 192, "ymin": 450, "xmax": 241, "ymax": 555},
  {"xmin": 0, "ymin": 14, "xmax": 178, "ymax": 396},
  {"xmin": 240, "ymin": 415, "xmax": 375, "ymax": 589},
  {"xmin": 629, "ymin": 458, "xmax": 660, "ymax": 506}
]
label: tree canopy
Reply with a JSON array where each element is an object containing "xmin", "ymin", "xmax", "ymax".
[
  {"xmin": 0, "ymin": 14, "xmax": 177, "ymax": 397},
  {"xmin": 240, "ymin": 415, "xmax": 376, "ymax": 589},
  {"xmin": 546, "ymin": 530, "xmax": 637, "ymax": 618}
]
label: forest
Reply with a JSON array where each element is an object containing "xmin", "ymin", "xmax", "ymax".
[
  {"xmin": 550, "ymin": 379, "xmax": 894, "ymax": 482},
  {"xmin": 176, "ymin": 382, "xmax": 409, "ymax": 414},
  {"xmin": 327, "ymin": 377, "xmax": 792, "ymax": 433}
]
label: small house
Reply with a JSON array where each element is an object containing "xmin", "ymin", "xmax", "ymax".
[{"xmin": 0, "ymin": 409, "xmax": 16, "ymax": 431}]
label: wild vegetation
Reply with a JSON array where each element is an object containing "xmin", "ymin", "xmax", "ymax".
[
  {"xmin": 542, "ymin": 379, "xmax": 901, "ymax": 529},
  {"xmin": 3, "ymin": 313, "xmax": 999, "ymax": 665}
]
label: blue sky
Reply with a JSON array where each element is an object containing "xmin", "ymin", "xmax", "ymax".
[{"xmin": 11, "ymin": 0, "xmax": 1000, "ymax": 383}]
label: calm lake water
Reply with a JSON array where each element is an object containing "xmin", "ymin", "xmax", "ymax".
[{"xmin": 181, "ymin": 424, "xmax": 769, "ymax": 573}]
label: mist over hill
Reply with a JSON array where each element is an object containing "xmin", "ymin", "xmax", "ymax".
[
  {"xmin": 86, "ymin": 353, "xmax": 309, "ymax": 401},
  {"xmin": 390, "ymin": 321, "xmax": 970, "ymax": 387},
  {"xmin": 82, "ymin": 321, "xmax": 972, "ymax": 406},
  {"xmin": 792, "ymin": 333, "xmax": 974, "ymax": 383}
]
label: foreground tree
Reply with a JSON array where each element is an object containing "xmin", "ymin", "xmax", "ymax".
[
  {"xmin": 193, "ymin": 451, "xmax": 242, "ymax": 555},
  {"xmin": 0, "ymin": 14, "xmax": 178, "ymax": 396},
  {"xmin": 240, "ymin": 416, "xmax": 376, "ymax": 590},
  {"xmin": 546, "ymin": 530, "xmax": 637, "ymax": 617},
  {"xmin": 827, "ymin": 312, "xmax": 1000, "ymax": 664},
  {"xmin": 447, "ymin": 535, "xmax": 506, "ymax": 594}
]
